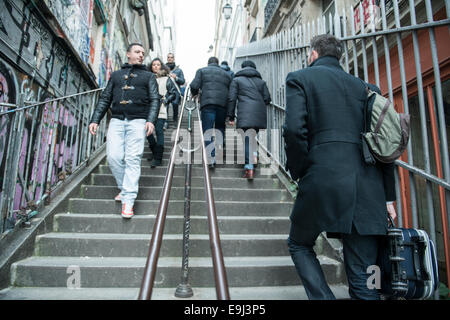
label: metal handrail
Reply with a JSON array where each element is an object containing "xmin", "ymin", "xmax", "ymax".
[
  {"xmin": 0, "ymin": 88, "xmax": 104, "ymax": 116},
  {"xmin": 137, "ymin": 85, "xmax": 230, "ymax": 300},
  {"xmin": 193, "ymin": 97, "xmax": 230, "ymax": 300},
  {"xmin": 0, "ymin": 88, "xmax": 106, "ymax": 235}
]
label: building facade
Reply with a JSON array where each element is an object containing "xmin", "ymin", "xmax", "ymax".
[
  {"xmin": 147, "ymin": 0, "xmax": 176, "ymax": 62},
  {"xmin": 214, "ymin": 0, "xmax": 247, "ymax": 65}
]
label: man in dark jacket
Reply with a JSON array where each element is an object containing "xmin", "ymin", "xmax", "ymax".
[
  {"xmin": 227, "ymin": 60, "xmax": 271, "ymax": 179},
  {"xmin": 283, "ymin": 34, "xmax": 397, "ymax": 300},
  {"xmin": 191, "ymin": 56, "xmax": 232, "ymax": 168},
  {"xmin": 220, "ymin": 61, "xmax": 234, "ymax": 78},
  {"xmin": 89, "ymin": 43, "xmax": 160, "ymax": 218},
  {"xmin": 166, "ymin": 53, "xmax": 185, "ymax": 126}
]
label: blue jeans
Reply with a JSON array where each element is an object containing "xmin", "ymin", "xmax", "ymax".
[
  {"xmin": 287, "ymin": 224, "xmax": 381, "ymax": 300},
  {"xmin": 201, "ymin": 106, "xmax": 226, "ymax": 164},
  {"xmin": 106, "ymin": 118, "xmax": 146, "ymax": 205},
  {"xmin": 241, "ymin": 129, "xmax": 259, "ymax": 170}
]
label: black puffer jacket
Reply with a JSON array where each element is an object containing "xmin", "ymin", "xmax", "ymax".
[
  {"xmin": 190, "ymin": 63, "xmax": 232, "ymax": 109},
  {"xmin": 227, "ymin": 67, "xmax": 271, "ymax": 129},
  {"xmin": 90, "ymin": 63, "xmax": 160, "ymax": 124}
]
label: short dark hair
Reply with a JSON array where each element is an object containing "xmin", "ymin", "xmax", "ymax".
[
  {"xmin": 208, "ymin": 57, "xmax": 219, "ymax": 65},
  {"xmin": 127, "ymin": 43, "xmax": 144, "ymax": 52},
  {"xmin": 310, "ymin": 34, "xmax": 343, "ymax": 60},
  {"xmin": 221, "ymin": 61, "xmax": 228, "ymax": 66},
  {"xmin": 241, "ymin": 60, "xmax": 256, "ymax": 69}
]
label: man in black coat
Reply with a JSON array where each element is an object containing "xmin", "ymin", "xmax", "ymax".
[
  {"xmin": 227, "ymin": 60, "xmax": 271, "ymax": 179},
  {"xmin": 166, "ymin": 53, "xmax": 185, "ymax": 126},
  {"xmin": 283, "ymin": 34, "xmax": 397, "ymax": 300},
  {"xmin": 89, "ymin": 43, "xmax": 160, "ymax": 218},
  {"xmin": 191, "ymin": 56, "xmax": 232, "ymax": 168}
]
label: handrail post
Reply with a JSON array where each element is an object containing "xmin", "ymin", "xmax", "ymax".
[
  {"xmin": 138, "ymin": 89, "xmax": 229, "ymax": 299},
  {"xmin": 138, "ymin": 85, "xmax": 191, "ymax": 300},
  {"xmin": 175, "ymin": 102, "xmax": 194, "ymax": 298}
]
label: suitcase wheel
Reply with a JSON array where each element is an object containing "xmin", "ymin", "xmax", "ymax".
[{"xmin": 392, "ymin": 282, "xmax": 408, "ymax": 293}]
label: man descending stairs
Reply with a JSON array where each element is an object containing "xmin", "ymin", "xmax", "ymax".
[{"xmin": 0, "ymin": 116, "xmax": 349, "ymax": 300}]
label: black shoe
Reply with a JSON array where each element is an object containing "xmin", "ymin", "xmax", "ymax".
[
  {"xmin": 151, "ymin": 159, "xmax": 162, "ymax": 168},
  {"xmin": 208, "ymin": 163, "xmax": 215, "ymax": 170}
]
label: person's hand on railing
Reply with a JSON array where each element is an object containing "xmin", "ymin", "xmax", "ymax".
[{"xmin": 89, "ymin": 123, "xmax": 98, "ymax": 135}]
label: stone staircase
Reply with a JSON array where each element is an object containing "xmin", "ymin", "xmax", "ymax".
[{"xmin": 0, "ymin": 115, "xmax": 348, "ymax": 300}]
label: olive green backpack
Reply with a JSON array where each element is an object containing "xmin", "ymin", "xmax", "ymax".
[{"xmin": 361, "ymin": 88, "xmax": 411, "ymax": 164}]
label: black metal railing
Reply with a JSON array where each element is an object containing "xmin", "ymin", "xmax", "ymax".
[
  {"xmin": 0, "ymin": 88, "xmax": 105, "ymax": 236},
  {"xmin": 138, "ymin": 85, "xmax": 230, "ymax": 300}
]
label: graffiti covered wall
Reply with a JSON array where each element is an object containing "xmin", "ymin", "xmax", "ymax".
[
  {"xmin": 0, "ymin": 57, "xmax": 84, "ymax": 218},
  {"xmin": 43, "ymin": 0, "xmax": 94, "ymax": 66},
  {"xmin": 0, "ymin": 0, "xmax": 96, "ymax": 96},
  {"xmin": 0, "ymin": 0, "xmax": 153, "ymax": 230},
  {"xmin": 0, "ymin": 0, "xmax": 98, "ymax": 224}
]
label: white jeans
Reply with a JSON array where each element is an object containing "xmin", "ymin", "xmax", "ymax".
[{"xmin": 106, "ymin": 118, "xmax": 146, "ymax": 205}]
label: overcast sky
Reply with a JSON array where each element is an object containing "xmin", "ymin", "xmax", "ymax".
[{"xmin": 173, "ymin": 0, "xmax": 216, "ymax": 83}]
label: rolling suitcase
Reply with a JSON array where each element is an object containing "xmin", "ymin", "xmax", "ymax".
[{"xmin": 378, "ymin": 217, "xmax": 439, "ymax": 299}]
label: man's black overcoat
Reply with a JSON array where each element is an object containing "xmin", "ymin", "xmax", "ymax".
[{"xmin": 283, "ymin": 56, "xmax": 396, "ymax": 239}]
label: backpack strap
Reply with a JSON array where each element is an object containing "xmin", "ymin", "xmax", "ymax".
[
  {"xmin": 360, "ymin": 81, "xmax": 376, "ymax": 165},
  {"xmin": 363, "ymin": 85, "xmax": 370, "ymax": 134},
  {"xmin": 373, "ymin": 98, "xmax": 391, "ymax": 134}
]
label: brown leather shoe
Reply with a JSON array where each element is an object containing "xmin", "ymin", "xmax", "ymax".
[{"xmin": 243, "ymin": 169, "xmax": 254, "ymax": 180}]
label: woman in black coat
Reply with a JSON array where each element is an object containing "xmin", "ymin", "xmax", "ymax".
[
  {"xmin": 146, "ymin": 58, "xmax": 178, "ymax": 167},
  {"xmin": 227, "ymin": 60, "xmax": 271, "ymax": 179}
]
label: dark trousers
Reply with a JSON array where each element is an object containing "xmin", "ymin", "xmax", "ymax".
[
  {"xmin": 147, "ymin": 118, "xmax": 166, "ymax": 159},
  {"xmin": 201, "ymin": 106, "xmax": 226, "ymax": 163},
  {"xmin": 172, "ymin": 103, "xmax": 179, "ymax": 122},
  {"xmin": 287, "ymin": 224, "xmax": 381, "ymax": 300}
]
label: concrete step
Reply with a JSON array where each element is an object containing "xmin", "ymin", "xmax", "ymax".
[
  {"xmin": 54, "ymin": 214, "xmax": 291, "ymax": 235},
  {"xmin": 90, "ymin": 174, "xmax": 285, "ymax": 189},
  {"xmin": 34, "ymin": 233, "xmax": 290, "ymax": 257},
  {"xmin": 67, "ymin": 199, "xmax": 293, "ymax": 216},
  {"xmin": 0, "ymin": 285, "xmax": 350, "ymax": 300},
  {"xmin": 98, "ymin": 165, "xmax": 277, "ymax": 177},
  {"xmin": 11, "ymin": 256, "xmax": 344, "ymax": 287},
  {"xmin": 79, "ymin": 185, "xmax": 292, "ymax": 202}
]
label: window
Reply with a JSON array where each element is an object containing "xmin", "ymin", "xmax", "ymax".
[{"xmin": 322, "ymin": 0, "xmax": 335, "ymax": 34}]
